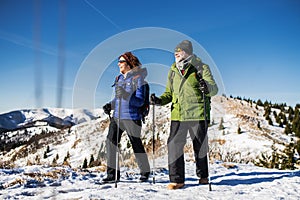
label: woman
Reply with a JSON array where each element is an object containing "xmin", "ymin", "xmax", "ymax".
[{"xmin": 102, "ymin": 52, "xmax": 150, "ymax": 183}]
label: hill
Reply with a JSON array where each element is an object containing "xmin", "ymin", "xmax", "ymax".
[{"xmin": 0, "ymin": 96, "xmax": 299, "ymax": 169}]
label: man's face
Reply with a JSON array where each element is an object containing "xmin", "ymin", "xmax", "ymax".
[{"xmin": 174, "ymin": 49, "xmax": 188, "ymax": 63}]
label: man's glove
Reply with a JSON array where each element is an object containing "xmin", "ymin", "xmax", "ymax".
[
  {"xmin": 199, "ymin": 78, "xmax": 209, "ymax": 95},
  {"xmin": 103, "ymin": 103, "xmax": 111, "ymax": 115},
  {"xmin": 150, "ymin": 93, "xmax": 162, "ymax": 105},
  {"xmin": 115, "ymin": 86, "xmax": 130, "ymax": 99}
]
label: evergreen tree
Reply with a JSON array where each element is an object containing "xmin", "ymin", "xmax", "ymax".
[
  {"xmin": 264, "ymin": 106, "xmax": 271, "ymax": 118},
  {"xmin": 281, "ymin": 140, "xmax": 295, "ymax": 170},
  {"xmin": 46, "ymin": 145, "xmax": 50, "ymax": 153},
  {"xmin": 63, "ymin": 152, "xmax": 70, "ymax": 166},
  {"xmin": 268, "ymin": 118, "xmax": 273, "ymax": 126},
  {"xmin": 288, "ymin": 111, "xmax": 294, "ymax": 122},
  {"xmin": 257, "ymin": 121, "xmax": 261, "ymax": 129},
  {"xmin": 63, "ymin": 151, "xmax": 70, "ymax": 163},
  {"xmin": 44, "ymin": 146, "xmax": 50, "ymax": 159},
  {"xmin": 264, "ymin": 100, "xmax": 270, "ymax": 107},
  {"xmin": 89, "ymin": 154, "xmax": 95, "ymax": 167},
  {"xmin": 35, "ymin": 155, "xmax": 41, "ymax": 164},
  {"xmin": 273, "ymin": 111, "xmax": 278, "ymax": 119},
  {"xmin": 284, "ymin": 124, "xmax": 292, "ymax": 135},
  {"xmin": 296, "ymin": 140, "xmax": 300, "ymax": 158},
  {"xmin": 237, "ymin": 126, "xmax": 242, "ymax": 134},
  {"xmin": 281, "ymin": 113, "xmax": 287, "ymax": 125},
  {"xmin": 279, "ymin": 121, "xmax": 283, "ymax": 128},
  {"xmin": 292, "ymin": 108, "xmax": 300, "ymax": 137},
  {"xmin": 257, "ymin": 99, "xmax": 263, "ymax": 106},
  {"xmin": 219, "ymin": 118, "xmax": 225, "ymax": 130},
  {"xmin": 82, "ymin": 158, "xmax": 88, "ymax": 168},
  {"xmin": 52, "ymin": 158, "xmax": 57, "ymax": 166},
  {"xmin": 288, "ymin": 106, "xmax": 294, "ymax": 115},
  {"xmin": 275, "ymin": 114, "xmax": 281, "ymax": 124},
  {"xmin": 255, "ymin": 141, "xmax": 296, "ymax": 170},
  {"xmin": 270, "ymin": 142, "xmax": 279, "ymax": 169},
  {"xmin": 43, "ymin": 151, "xmax": 47, "ymax": 159}
]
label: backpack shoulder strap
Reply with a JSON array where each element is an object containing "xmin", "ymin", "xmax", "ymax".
[
  {"xmin": 132, "ymin": 74, "xmax": 141, "ymax": 90},
  {"xmin": 111, "ymin": 75, "xmax": 122, "ymax": 87},
  {"xmin": 169, "ymin": 70, "xmax": 175, "ymax": 92}
]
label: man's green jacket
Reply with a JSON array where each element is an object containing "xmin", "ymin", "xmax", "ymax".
[{"xmin": 160, "ymin": 55, "xmax": 218, "ymax": 121}]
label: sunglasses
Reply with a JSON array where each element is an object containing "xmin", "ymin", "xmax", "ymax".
[{"xmin": 118, "ymin": 60, "xmax": 127, "ymax": 63}]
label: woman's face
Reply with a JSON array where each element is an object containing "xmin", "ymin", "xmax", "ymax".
[{"xmin": 118, "ymin": 56, "xmax": 131, "ymax": 74}]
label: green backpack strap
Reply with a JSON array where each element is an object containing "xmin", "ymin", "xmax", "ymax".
[{"xmin": 169, "ymin": 70, "xmax": 175, "ymax": 92}]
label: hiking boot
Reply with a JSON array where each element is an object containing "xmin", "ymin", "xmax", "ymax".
[
  {"xmin": 199, "ymin": 177, "xmax": 209, "ymax": 184},
  {"xmin": 167, "ymin": 183, "xmax": 185, "ymax": 190},
  {"xmin": 139, "ymin": 172, "xmax": 150, "ymax": 182},
  {"xmin": 139, "ymin": 175, "xmax": 149, "ymax": 182},
  {"xmin": 102, "ymin": 175, "xmax": 119, "ymax": 184}
]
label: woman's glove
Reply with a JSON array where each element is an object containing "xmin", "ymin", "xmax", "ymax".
[
  {"xmin": 115, "ymin": 86, "xmax": 130, "ymax": 99},
  {"xmin": 103, "ymin": 103, "xmax": 111, "ymax": 115}
]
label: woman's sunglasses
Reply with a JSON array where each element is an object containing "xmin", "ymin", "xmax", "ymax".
[{"xmin": 118, "ymin": 60, "xmax": 127, "ymax": 63}]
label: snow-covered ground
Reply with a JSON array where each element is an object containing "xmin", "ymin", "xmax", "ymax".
[{"xmin": 1, "ymin": 157, "xmax": 299, "ymax": 199}]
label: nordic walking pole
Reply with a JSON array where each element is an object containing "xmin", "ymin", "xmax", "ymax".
[
  {"xmin": 115, "ymin": 95, "xmax": 121, "ymax": 188},
  {"xmin": 203, "ymin": 91, "xmax": 212, "ymax": 191},
  {"xmin": 152, "ymin": 97, "xmax": 156, "ymax": 184}
]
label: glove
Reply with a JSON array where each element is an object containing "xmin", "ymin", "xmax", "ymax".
[
  {"xmin": 150, "ymin": 93, "xmax": 162, "ymax": 105},
  {"xmin": 115, "ymin": 86, "xmax": 130, "ymax": 99},
  {"xmin": 199, "ymin": 78, "xmax": 209, "ymax": 95},
  {"xmin": 103, "ymin": 103, "xmax": 111, "ymax": 115}
]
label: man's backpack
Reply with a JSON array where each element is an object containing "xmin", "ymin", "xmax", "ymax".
[{"xmin": 114, "ymin": 74, "xmax": 150, "ymax": 123}]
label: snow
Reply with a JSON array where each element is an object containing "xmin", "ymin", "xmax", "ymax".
[
  {"xmin": 0, "ymin": 96, "xmax": 299, "ymax": 199},
  {"xmin": 0, "ymin": 159, "xmax": 299, "ymax": 199},
  {"xmin": 0, "ymin": 108, "xmax": 103, "ymax": 132}
]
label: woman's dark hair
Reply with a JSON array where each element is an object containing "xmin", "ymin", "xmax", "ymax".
[{"xmin": 119, "ymin": 52, "xmax": 141, "ymax": 69}]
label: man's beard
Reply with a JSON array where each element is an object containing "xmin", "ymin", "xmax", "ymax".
[{"xmin": 175, "ymin": 51, "xmax": 190, "ymax": 63}]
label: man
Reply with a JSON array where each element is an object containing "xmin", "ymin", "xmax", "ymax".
[
  {"xmin": 151, "ymin": 40, "xmax": 218, "ymax": 189},
  {"xmin": 102, "ymin": 52, "xmax": 150, "ymax": 183}
]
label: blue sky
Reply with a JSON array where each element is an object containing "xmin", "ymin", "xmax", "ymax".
[{"xmin": 0, "ymin": 0, "xmax": 300, "ymax": 113}]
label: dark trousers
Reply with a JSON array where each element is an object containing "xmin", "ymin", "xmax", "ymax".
[
  {"xmin": 106, "ymin": 118, "xmax": 150, "ymax": 178},
  {"xmin": 168, "ymin": 121, "xmax": 209, "ymax": 183}
]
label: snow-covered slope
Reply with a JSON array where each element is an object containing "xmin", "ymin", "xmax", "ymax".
[
  {"xmin": 210, "ymin": 96, "xmax": 298, "ymax": 164},
  {"xmin": 0, "ymin": 96, "xmax": 298, "ymax": 168}
]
